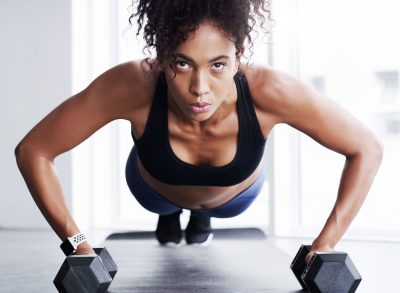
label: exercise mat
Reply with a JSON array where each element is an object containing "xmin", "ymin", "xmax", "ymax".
[{"xmin": 105, "ymin": 228, "xmax": 300, "ymax": 292}]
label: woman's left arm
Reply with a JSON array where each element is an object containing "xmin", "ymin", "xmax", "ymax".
[{"xmin": 255, "ymin": 68, "xmax": 384, "ymax": 259}]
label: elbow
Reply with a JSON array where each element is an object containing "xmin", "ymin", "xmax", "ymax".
[
  {"xmin": 347, "ymin": 136, "xmax": 384, "ymax": 163},
  {"xmin": 369, "ymin": 136, "xmax": 384, "ymax": 162},
  {"xmin": 15, "ymin": 142, "xmax": 29, "ymax": 168},
  {"xmin": 15, "ymin": 142, "xmax": 26, "ymax": 171},
  {"xmin": 15, "ymin": 142, "xmax": 36, "ymax": 162},
  {"xmin": 14, "ymin": 142, "xmax": 23, "ymax": 157},
  {"xmin": 14, "ymin": 141, "xmax": 30, "ymax": 159},
  {"xmin": 15, "ymin": 142, "xmax": 54, "ymax": 163},
  {"xmin": 359, "ymin": 136, "xmax": 384, "ymax": 164}
]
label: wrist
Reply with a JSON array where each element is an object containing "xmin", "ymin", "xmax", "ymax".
[
  {"xmin": 64, "ymin": 222, "xmax": 81, "ymax": 239},
  {"xmin": 60, "ymin": 232, "xmax": 88, "ymax": 256}
]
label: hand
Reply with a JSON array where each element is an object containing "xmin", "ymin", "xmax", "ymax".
[
  {"xmin": 305, "ymin": 242, "xmax": 335, "ymax": 264},
  {"xmin": 73, "ymin": 242, "xmax": 96, "ymax": 256}
]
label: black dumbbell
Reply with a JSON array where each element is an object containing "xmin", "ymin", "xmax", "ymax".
[
  {"xmin": 290, "ymin": 244, "xmax": 362, "ymax": 293},
  {"xmin": 53, "ymin": 247, "xmax": 118, "ymax": 293}
]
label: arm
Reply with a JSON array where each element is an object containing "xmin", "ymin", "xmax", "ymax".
[
  {"xmin": 15, "ymin": 60, "xmax": 152, "ymax": 254},
  {"xmin": 253, "ymin": 68, "xmax": 383, "ymax": 257}
]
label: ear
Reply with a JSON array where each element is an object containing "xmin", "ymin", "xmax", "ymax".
[
  {"xmin": 159, "ymin": 55, "xmax": 177, "ymax": 73},
  {"xmin": 156, "ymin": 60, "xmax": 167, "ymax": 72}
]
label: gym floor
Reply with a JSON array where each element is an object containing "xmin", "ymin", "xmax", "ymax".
[{"xmin": 0, "ymin": 228, "xmax": 397, "ymax": 292}]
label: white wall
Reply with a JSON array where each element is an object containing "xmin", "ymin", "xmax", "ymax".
[{"xmin": 1, "ymin": 1, "xmax": 72, "ymax": 228}]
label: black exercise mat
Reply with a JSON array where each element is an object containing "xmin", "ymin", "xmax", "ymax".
[
  {"xmin": 107, "ymin": 227, "xmax": 267, "ymax": 241},
  {"xmin": 104, "ymin": 230, "xmax": 301, "ymax": 292}
]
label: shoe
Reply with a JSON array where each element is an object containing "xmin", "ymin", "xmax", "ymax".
[
  {"xmin": 155, "ymin": 210, "xmax": 182, "ymax": 246},
  {"xmin": 185, "ymin": 211, "xmax": 213, "ymax": 246}
]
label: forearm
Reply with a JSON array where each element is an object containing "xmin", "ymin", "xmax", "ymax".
[
  {"xmin": 15, "ymin": 147, "xmax": 89, "ymax": 245},
  {"xmin": 313, "ymin": 148, "xmax": 383, "ymax": 249}
]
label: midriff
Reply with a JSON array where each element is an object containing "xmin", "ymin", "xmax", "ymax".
[{"xmin": 136, "ymin": 158, "xmax": 264, "ymax": 209}]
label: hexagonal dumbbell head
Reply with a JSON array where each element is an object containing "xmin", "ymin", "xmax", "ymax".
[
  {"xmin": 53, "ymin": 255, "xmax": 112, "ymax": 293},
  {"xmin": 302, "ymin": 252, "xmax": 362, "ymax": 293},
  {"xmin": 93, "ymin": 247, "xmax": 118, "ymax": 279},
  {"xmin": 290, "ymin": 244, "xmax": 312, "ymax": 290}
]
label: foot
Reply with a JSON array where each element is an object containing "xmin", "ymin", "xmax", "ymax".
[
  {"xmin": 155, "ymin": 210, "xmax": 183, "ymax": 246},
  {"xmin": 185, "ymin": 212, "xmax": 213, "ymax": 246}
]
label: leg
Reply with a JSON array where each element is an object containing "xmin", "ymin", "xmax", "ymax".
[
  {"xmin": 185, "ymin": 210, "xmax": 213, "ymax": 246},
  {"xmin": 155, "ymin": 209, "xmax": 183, "ymax": 246}
]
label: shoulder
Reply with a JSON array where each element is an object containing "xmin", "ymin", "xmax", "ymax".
[
  {"xmin": 84, "ymin": 59, "xmax": 162, "ymax": 120},
  {"xmin": 240, "ymin": 63, "xmax": 315, "ymax": 125},
  {"xmin": 241, "ymin": 63, "xmax": 384, "ymax": 158}
]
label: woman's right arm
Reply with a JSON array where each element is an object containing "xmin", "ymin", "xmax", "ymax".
[{"xmin": 15, "ymin": 60, "xmax": 154, "ymax": 254}]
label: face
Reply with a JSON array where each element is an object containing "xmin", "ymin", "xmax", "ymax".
[{"xmin": 162, "ymin": 22, "xmax": 240, "ymax": 124}]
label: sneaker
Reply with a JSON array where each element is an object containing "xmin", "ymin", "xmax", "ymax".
[
  {"xmin": 155, "ymin": 210, "xmax": 183, "ymax": 246},
  {"xmin": 185, "ymin": 211, "xmax": 213, "ymax": 246}
]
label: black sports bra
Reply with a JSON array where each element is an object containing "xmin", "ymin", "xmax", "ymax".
[{"xmin": 131, "ymin": 72, "xmax": 267, "ymax": 186}]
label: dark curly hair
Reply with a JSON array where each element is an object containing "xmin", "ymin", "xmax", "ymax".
[{"xmin": 128, "ymin": 0, "xmax": 272, "ymax": 69}]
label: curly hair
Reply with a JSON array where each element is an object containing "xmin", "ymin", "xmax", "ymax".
[{"xmin": 128, "ymin": 0, "xmax": 272, "ymax": 69}]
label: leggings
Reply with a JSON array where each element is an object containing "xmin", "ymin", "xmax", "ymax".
[{"xmin": 125, "ymin": 146, "xmax": 267, "ymax": 218}]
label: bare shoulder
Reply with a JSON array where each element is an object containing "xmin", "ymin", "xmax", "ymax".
[
  {"xmin": 241, "ymin": 63, "xmax": 305, "ymax": 125},
  {"xmin": 15, "ymin": 59, "xmax": 161, "ymax": 158},
  {"xmin": 241, "ymin": 63, "xmax": 383, "ymax": 156},
  {"xmin": 86, "ymin": 59, "xmax": 161, "ymax": 120}
]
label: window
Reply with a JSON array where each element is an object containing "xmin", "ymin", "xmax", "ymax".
[
  {"xmin": 273, "ymin": 0, "xmax": 400, "ymax": 240},
  {"xmin": 310, "ymin": 76, "xmax": 326, "ymax": 95},
  {"xmin": 376, "ymin": 71, "xmax": 399, "ymax": 105}
]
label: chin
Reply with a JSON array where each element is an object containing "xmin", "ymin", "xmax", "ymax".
[{"xmin": 188, "ymin": 112, "xmax": 212, "ymax": 121}]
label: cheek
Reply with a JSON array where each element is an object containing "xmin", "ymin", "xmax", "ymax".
[
  {"xmin": 214, "ymin": 76, "xmax": 234, "ymax": 96},
  {"xmin": 167, "ymin": 79, "xmax": 190, "ymax": 105},
  {"xmin": 169, "ymin": 79, "xmax": 187, "ymax": 97}
]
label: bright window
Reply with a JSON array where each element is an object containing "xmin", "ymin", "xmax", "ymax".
[{"xmin": 273, "ymin": 0, "xmax": 400, "ymax": 240}]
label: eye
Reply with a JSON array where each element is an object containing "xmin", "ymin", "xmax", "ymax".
[
  {"xmin": 175, "ymin": 61, "xmax": 190, "ymax": 70},
  {"xmin": 212, "ymin": 63, "xmax": 226, "ymax": 70}
]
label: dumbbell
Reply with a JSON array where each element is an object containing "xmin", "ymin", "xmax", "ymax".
[
  {"xmin": 290, "ymin": 244, "xmax": 362, "ymax": 293},
  {"xmin": 54, "ymin": 247, "xmax": 118, "ymax": 293}
]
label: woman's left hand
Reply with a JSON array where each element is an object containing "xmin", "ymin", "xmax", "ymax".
[{"xmin": 305, "ymin": 242, "xmax": 335, "ymax": 264}]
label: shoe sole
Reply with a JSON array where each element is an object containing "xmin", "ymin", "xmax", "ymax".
[
  {"xmin": 159, "ymin": 240, "xmax": 184, "ymax": 247},
  {"xmin": 186, "ymin": 233, "xmax": 214, "ymax": 247}
]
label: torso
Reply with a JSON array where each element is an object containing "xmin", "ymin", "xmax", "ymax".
[{"xmin": 126, "ymin": 61, "xmax": 278, "ymax": 209}]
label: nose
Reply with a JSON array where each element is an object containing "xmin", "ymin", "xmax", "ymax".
[{"xmin": 189, "ymin": 71, "xmax": 210, "ymax": 98}]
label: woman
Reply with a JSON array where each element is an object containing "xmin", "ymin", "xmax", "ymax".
[{"xmin": 15, "ymin": 0, "xmax": 383, "ymax": 265}]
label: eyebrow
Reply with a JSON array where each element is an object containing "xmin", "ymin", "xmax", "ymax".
[{"xmin": 174, "ymin": 53, "xmax": 230, "ymax": 63}]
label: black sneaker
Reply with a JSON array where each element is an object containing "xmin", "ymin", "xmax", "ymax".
[
  {"xmin": 185, "ymin": 211, "xmax": 213, "ymax": 246},
  {"xmin": 155, "ymin": 210, "xmax": 183, "ymax": 246}
]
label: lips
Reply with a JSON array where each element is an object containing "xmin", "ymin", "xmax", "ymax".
[
  {"xmin": 189, "ymin": 103, "xmax": 211, "ymax": 114},
  {"xmin": 191, "ymin": 102, "xmax": 210, "ymax": 107}
]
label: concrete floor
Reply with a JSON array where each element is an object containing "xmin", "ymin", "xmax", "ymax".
[{"xmin": 0, "ymin": 228, "xmax": 397, "ymax": 292}]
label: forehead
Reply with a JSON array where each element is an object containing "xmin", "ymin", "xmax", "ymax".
[{"xmin": 174, "ymin": 22, "xmax": 236, "ymax": 61}]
